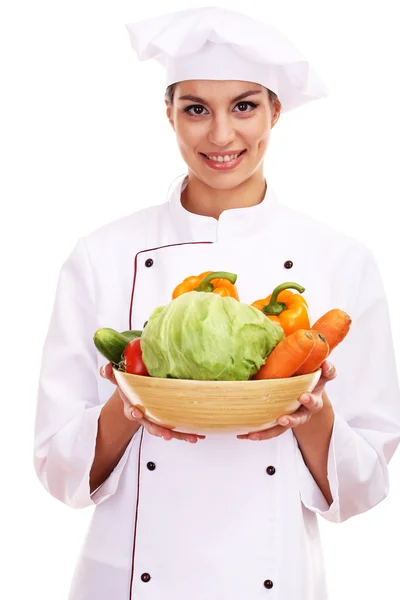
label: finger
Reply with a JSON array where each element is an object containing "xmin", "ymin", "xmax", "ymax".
[
  {"xmin": 249, "ymin": 425, "xmax": 287, "ymax": 440},
  {"xmin": 175, "ymin": 432, "xmax": 200, "ymax": 443},
  {"xmin": 278, "ymin": 406, "xmax": 311, "ymax": 428},
  {"xmin": 142, "ymin": 421, "xmax": 200, "ymax": 443},
  {"xmin": 100, "ymin": 363, "xmax": 118, "ymax": 385},
  {"xmin": 125, "ymin": 409, "xmax": 204, "ymax": 442},
  {"xmin": 123, "ymin": 403, "xmax": 145, "ymax": 422},
  {"xmin": 313, "ymin": 361, "xmax": 336, "ymax": 392},
  {"xmin": 169, "ymin": 430, "xmax": 206, "ymax": 443},
  {"xmin": 298, "ymin": 392, "xmax": 323, "ymax": 414},
  {"xmin": 131, "ymin": 406, "xmax": 145, "ymax": 420},
  {"xmin": 144, "ymin": 420, "xmax": 174, "ymax": 440},
  {"xmin": 322, "ymin": 360, "xmax": 336, "ymax": 379},
  {"xmin": 238, "ymin": 425, "xmax": 286, "ymax": 440}
]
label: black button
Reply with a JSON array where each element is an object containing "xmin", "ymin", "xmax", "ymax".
[
  {"xmin": 141, "ymin": 573, "xmax": 151, "ymax": 583},
  {"xmin": 266, "ymin": 466, "xmax": 276, "ymax": 476},
  {"xmin": 284, "ymin": 260, "xmax": 293, "ymax": 269},
  {"xmin": 147, "ymin": 462, "xmax": 156, "ymax": 471},
  {"xmin": 145, "ymin": 258, "xmax": 154, "ymax": 268},
  {"xmin": 264, "ymin": 580, "xmax": 273, "ymax": 589}
]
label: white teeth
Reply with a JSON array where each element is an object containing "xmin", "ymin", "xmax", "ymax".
[{"xmin": 207, "ymin": 153, "xmax": 240, "ymax": 162}]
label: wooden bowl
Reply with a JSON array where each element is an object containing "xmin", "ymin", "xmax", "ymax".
[{"xmin": 113, "ymin": 369, "xmax": 321, "ymax": 435}]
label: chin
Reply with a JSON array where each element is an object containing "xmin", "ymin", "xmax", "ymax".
[
  {"xmin": 187, "ymin": 165, "xmax": 253, "ymax": 190},
  {"xmin": 211, "ymin": 168, "xmax": 261, "ymax": 190}
]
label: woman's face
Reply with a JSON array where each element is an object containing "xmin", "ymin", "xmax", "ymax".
[{"xmin": 166, "ymin": 80, "xmax": 281, "ymax": 190}]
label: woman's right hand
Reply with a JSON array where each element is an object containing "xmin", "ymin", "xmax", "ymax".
[{"xmin": 100, "ymin": 363, "xmax": 205, "ymax": 443}]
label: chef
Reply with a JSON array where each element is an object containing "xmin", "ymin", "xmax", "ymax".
[{"xmin": 33, "ymin": 7, "xmax": 400, "ymax": 600}]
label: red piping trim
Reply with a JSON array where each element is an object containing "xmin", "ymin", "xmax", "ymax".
[
  {"xmin": 128, "ymin": 241, "xmax": 213, "ymax": 330},
  {"xmin": 128, "ymin": 240, "xmax": 213, "ymax": 595},
  {"xmin": 129, "ymin": 427, "xmax": 144, "ymax": 598}
]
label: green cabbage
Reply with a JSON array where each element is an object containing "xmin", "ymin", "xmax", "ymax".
[{"xmin": 140, "ymin": 291, "xmax": 284, "ymax": 380}]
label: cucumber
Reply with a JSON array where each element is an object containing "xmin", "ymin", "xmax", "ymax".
[
  {"xmin": 93, "ymin": 328, "xmax": 130, "ymax": 365},
  {"xmin": 121, "ymin": 329, "xmax": 142, "ymax": 341}
]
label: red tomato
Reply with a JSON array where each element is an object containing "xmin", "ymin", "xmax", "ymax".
[{"xmin": 123, "ymin": 338, "xmax": 150, "ymax": 376}]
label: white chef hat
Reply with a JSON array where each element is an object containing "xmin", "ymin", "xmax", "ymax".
[{"xmin": 125, "ymin": 7, "xmax": 327, "ymax": 112}]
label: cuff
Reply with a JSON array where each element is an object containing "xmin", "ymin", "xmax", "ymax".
[
  {"xmin": 43, "ymin": 404, "xmax": 104, "ymax": 509},
  {"xmin": 90, "ymin": 429, "xmax": 139, "ymax": 505},
  {"xmin": 296, "ymin": 413, "xmax": 348, "ymax": 522}
]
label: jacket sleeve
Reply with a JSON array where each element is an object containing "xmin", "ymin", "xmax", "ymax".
[
  {"xmin": 297, "ymin": 248, "xmax": 400, "ymax": 523},
  {"xmin": 33, "ymin": 238, "xmax": 134, "ymax": 509}
]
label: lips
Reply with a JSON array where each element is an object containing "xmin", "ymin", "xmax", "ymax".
[{"xmin": 200, "ymin": 149, "xmax": 247, "ymax": 171}]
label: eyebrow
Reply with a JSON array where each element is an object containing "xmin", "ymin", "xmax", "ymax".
[{"xmin": 178, "ymin": 90, "xmax": 262, "ymax": 104}]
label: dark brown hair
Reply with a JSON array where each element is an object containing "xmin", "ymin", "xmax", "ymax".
[{"xmin": 165, "ymin": 82, "xmax": 279, "ymax": 107}]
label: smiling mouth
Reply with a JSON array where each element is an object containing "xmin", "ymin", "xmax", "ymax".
[{"xmin": 200, "ymin": 150, "xmax": 247, "ymax": 163}]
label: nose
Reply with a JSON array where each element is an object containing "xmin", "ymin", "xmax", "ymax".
[{"xmin": 207, "ymin": 112, "xmax": 236, "ymax": 148}]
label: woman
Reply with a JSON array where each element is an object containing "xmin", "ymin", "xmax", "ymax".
[{"xmin": 34, "ymin": 7, "xmax": 400, "ymax": 600}]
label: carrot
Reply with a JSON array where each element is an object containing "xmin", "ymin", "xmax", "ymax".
[
  {"xmin": 254, "ymin": 329, "xmax": 315, "ymax": 380},
  {"xmin": 311, "ymin": 309, "xmax": 351, "ymax": 355},
  {"xmin": 294, "ymin": 331, "xmax": 330, "ymax": 375}
]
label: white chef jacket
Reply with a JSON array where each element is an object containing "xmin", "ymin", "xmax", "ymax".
[{"xmin": 34, "ymin": 173, "xmax": 400, "ymax": 600}]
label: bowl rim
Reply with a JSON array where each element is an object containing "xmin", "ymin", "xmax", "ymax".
[{"xmin": 112, "ymin": 367, "xmax": 321, "ymax": 386}]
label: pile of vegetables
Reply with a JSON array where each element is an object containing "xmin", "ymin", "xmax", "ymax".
[{"xmin": 94, "ymin": 271, "xmax": 351, "ymax": 381}]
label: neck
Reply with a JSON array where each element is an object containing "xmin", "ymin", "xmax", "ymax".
[{"xmin": 181, "ymin": 169, "xmax": 267, "ymax": 220}]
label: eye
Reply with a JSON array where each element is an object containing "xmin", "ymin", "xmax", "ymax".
[
  {"xmin": 183, "ymin": 105, "xmax": 208, "ymax": 116},
  {"xmin": 233, "ymin": 101, "xmax": 259, "ymax": 113}
]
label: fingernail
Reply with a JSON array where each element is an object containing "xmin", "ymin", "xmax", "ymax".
[
  {"xmin": 100, "ymin": 365, "xmax": 106, "ymax": 377},
  {"xmin": 249, "ymin": 434, "xmax": 261, "ymax": 440},
  {"xmin": 280, "ymin": 418, "xmax": 290, "ymax": 425},
  {"xmin": 300, "ymin": 394, "xmax": 310, "ymax": 403},
  {"xmin": 132, "ymin": 409, "xmax": 141, "ymax": 419}
]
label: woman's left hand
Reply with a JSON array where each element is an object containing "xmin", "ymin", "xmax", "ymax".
[{"xmin": 237, "ymin": 360, "xmax": 336, "ymax": 441}]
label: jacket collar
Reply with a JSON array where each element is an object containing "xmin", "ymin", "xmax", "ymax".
[{"xmin": 168, "ymin": 173, "xmax": 280, "ymax": 243}]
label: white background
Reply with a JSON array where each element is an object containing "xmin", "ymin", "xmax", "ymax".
[{"xmin": 1, "ymin": 0, "xmax": 400, "ymax": 598}]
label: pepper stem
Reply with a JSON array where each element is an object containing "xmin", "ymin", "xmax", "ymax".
[
  {"xmin": 195, "ymin": 271, "xmax": 237, "ymax": 293},
  {"xmin": 262, "ymin": 282, "xmax": 305, "ymax": 316}
]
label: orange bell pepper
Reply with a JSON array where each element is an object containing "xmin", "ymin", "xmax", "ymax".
[
  {"xmin": 252, "ymin": 282, "xmax": 310, "ymax": 336},
  {"xmin": 172, "ymin": 271, "xmax": 239, "ymax": 300}
]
